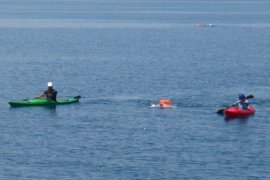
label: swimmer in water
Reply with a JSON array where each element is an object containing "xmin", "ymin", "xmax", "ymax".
[{"xmin": 150, "ymin": 99, "xmax": 173, "ymax": 108}]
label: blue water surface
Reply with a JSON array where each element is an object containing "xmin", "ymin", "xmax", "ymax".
[{"xmin": 0, "ymin": 0, "xmax": 270, "ymax": 179}]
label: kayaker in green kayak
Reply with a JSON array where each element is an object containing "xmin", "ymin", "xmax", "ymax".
[{"xmin": 37, "ymin": 82, "xmax": 57, "ymax": 101}]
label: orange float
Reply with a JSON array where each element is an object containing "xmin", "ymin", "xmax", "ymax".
[{"xmin": 159, "ymin": 99, "xmax": 173, "ymax": 106}]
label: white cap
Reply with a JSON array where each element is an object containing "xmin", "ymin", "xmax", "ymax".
[{"xmin": 48, "ymin": 82, "xmax": 53, "ymax": 87}]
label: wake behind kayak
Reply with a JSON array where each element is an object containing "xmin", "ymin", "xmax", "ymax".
[{"xmin": 9, "ymin": 96, "xmax": 81, "ymax": 107}]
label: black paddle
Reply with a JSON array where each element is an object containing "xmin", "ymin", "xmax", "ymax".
[
  {"xmin": 22, "ymin": 96, "xmax": 81, "ymax": 101},
  {"xmin": 74, "ymin": 95, "xmax": 81, "ymax": 99},
  {"xmin": 49, "ymin": 95, "xmax": 81, "ymax": 102},
  {"xmin": 216, "ymin": 95, "xmax": 254, "ymax": 115}
]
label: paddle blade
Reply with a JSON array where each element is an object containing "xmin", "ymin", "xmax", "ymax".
[
  {"xmin": 246, "ymin": 95, "xmax": 254, "ymax": 99},
  {"xmin": 217, "ymin": 108, "xmax": 226, "ymax": 115},
  {"xmin": 74, "ymin": 96, "xmax": 81, "ymax": 99}
]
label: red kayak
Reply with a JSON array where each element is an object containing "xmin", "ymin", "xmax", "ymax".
[{"xmin": 224, "ymin": 106, "xmax": 255, "ymax": 119}]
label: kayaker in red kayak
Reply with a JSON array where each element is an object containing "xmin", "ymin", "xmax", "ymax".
[
  {"xmin": 37, "ymin": 82, "xmax": 58, "ymax": 101},
  {"xmin": 216, "ymin": 94, "xmax": 254, "ymax": 116},
  {"xmin": 231, "ymin": 94, "xmax": 249, "ymax": 110}
]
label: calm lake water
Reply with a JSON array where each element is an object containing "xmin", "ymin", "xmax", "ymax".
[{"xmin": 0, "ymin": 0, "xmax": 270, "ymax": 179}]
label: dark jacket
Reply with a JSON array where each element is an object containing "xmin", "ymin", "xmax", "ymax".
[{"xmin": 43, "ymin": 89, "xmax": 57, "ymax": 101}]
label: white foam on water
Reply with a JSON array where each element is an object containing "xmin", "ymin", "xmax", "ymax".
[{"xmin": 150, "ymin": 104, "xmax": 176, "ymax": 108}]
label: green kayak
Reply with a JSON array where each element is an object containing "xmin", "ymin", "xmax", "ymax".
[{"xmin": 9, "ymin": 96, "xmax": 81, "ymax": 107}]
